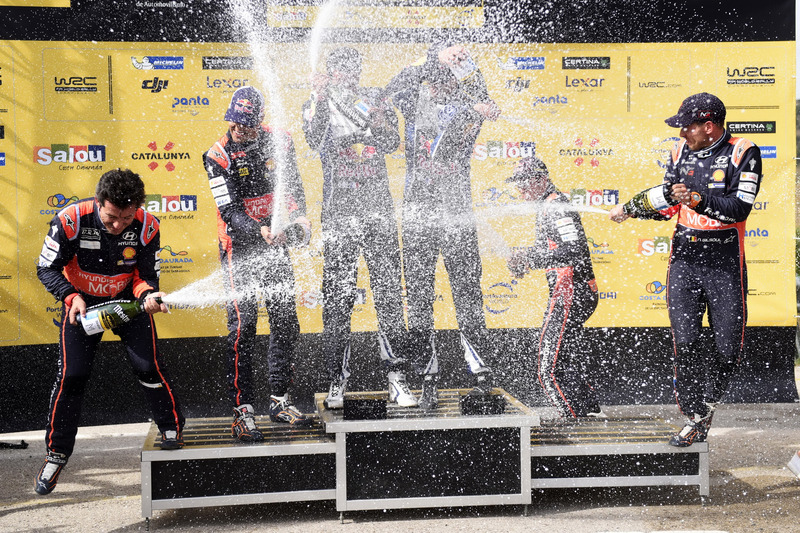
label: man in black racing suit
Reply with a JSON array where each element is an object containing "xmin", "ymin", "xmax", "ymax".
[
  {"xmin": 610, "ymin": 92, "xmax": 762, "ymax": 446},
  {"xmin": 35, "ymin": 168, "xmax": 184, "ymax": 495},
  {"xmin": 385, "ymin": 42, "xmax": 500, "ymax": 409},
  {"xmin": 203, "ymin": 86, "xmax": 313, "ymax": 439},
  {"xmin": 506, "ymin": 157, "xmax": 601, "ymax": 419},
  {"xmin": 302, "ymin": 47, "xmax": 417, "ymax": 409}
]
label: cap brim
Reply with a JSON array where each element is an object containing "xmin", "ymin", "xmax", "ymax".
[{"xmin": 665, "ymin": 114, "xmax": 691, "ymax": 128}]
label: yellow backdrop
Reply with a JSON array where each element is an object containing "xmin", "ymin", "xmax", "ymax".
[{"xmin": 0, "ymin": 40, "xmax": 794, "ymax": 345}]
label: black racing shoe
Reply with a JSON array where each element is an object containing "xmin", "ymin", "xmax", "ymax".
[
  {"xmin": 158, "ymin": 429, "xmax": 184, "ymax": 450},
  {"xmin": 669, "ymin": 411, "xmax": 714, "ymax": 447},
  {"xmin": 418, "ymin": 376, "xmax": 439, "ymax": 410},
  {"xmin": 269, "ymin": 395, "xmax": 312, "ymax": 426},
  {"xmin": 34, "ymin": 451, "xmax": 68, "ymax": 496},
  {"xmin": 232, "ymin": 404, "xmax": 264, "ymax": 442}
]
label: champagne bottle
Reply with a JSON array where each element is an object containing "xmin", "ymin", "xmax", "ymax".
[
  {"xmin": 622, "ymin": 183, "xmax": 677, "ymax": 217},
  {"xmin": 78, "ymin": 297, "xmax": 161, "ymax": 335}
]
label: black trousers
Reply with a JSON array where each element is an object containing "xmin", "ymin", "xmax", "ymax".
[
  {"xmin": 402, "ymin": 213, "xmax": 490, "ymax": 377},
  {"xmin": 667, "ymin": 255, "xmax": 747, "ymax": 417},
  {"xmin": 220, "ymin": 243, "xmax": 300, "ymax": 406},
  {"xmin": 537, "ymin": 268, "xmax": 599, "ymax": 418},
  {"xmin": 322, "ymin": 208, "xmax": 407, "ymax": 381},
  {"xmin": 46, "ymin": 310, "xmax": 184, "ymax": 457}
]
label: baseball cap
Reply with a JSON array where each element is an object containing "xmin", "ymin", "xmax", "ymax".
[
  {"xmin": 224, "ymin": 86, "xmax": 265, "ymax": 127},
  {"xmin": 506, "ymin": 156, "xmax": 548, "ymax": 183},
  {"xmin": 665, "ymin": 92, "xmax": 726, "ymax": 128}
]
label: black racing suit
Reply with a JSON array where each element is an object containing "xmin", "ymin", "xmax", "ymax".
[
  {"xmin": 302, "ymin": 84, "xmax": 408, "ymax": 382},
  {"xmin": 203, "ymin": 126, "xmax": 307, "ymax": 406},
  {"xmin": 625, "ymin": 130, "xmax": 762, "ymax": 418},
  {"xmin": 385, "ymin": 55, "xmax": 493, "ymax": 379},
  {"xmin": 37, "ymin": 199, "xmax": 184, "ymax": 457},
  {"xmin": 516, "ymin": 184, "xmax": 599, "ymax": 418}
]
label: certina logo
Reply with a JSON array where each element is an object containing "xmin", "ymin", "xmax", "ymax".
[
  {"xmin": 131, "ymin": 141, "xmax": 190, "ymax": 172},
  {"xmin": 562, "ymin": 57, "xmax": 610, "ymax": 69},
  {"xmin": 144, "ymin": 194, "xmax": 197, "ymax": 213},
  {"xmin": 726, "ymin": 66, "xmax": 775, "ymax": 85},
  {"xmin": 496, "ymin": 56, "xmax": 545, "ymax": 71},
  {"xmin": 35, "ymin": 144, "xmax": 106, "ymax": 165},
  {"xmin": 142, "ymin": 77, "xmax": 169, "ymax": 93},
  {"xmin": 202, "ymin": 56, "xmax": 254, "ymax": 70},
  {"xmin": 637, "ymin": 236, "xmax": 671, "ymax": 256},
  {"xmin": 206, "ymin": 76, "xmax": 250, "ymax": 91},
  {"xmin": 565, "ymin": 76, "xmax": 604, "ymax": 89},
  {"xmin": 473, "ymin": 141, "xmax": 535, "ymax": 161},
  {"xmin": 505, "ymin": 77, "xmax": 530, "ymax": 91},
  {"xmin": 559, "ymin": 137, "xmax": 613, "ymax": 167},
  {"xmin": 727, "ymin": 121, "xmax": 775, "ymax": 134},
  {"xmin": 131, "ymin": 56, "xmax": 184, "ymax": 70},
  {"xmin": 54, "ymin": 76, "xmax": 97, "ymax": 92},
  {"xmin": 569, "ymin": 189, "xmax": 619, "ymax": 207}
]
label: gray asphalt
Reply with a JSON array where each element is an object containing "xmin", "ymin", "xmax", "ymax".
[{"xmin": 1, "ymin": 374, "xmax": 799, "ymax": 532}]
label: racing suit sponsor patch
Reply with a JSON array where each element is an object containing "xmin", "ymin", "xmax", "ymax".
[{"xmin": 737, "ymin": 191, "xmax": 756, "ymax": 204}]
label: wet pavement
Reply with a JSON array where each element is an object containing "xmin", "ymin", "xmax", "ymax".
[{"xmin": 1, "ymin": 373, "xmax": 799, "ymax": 532}]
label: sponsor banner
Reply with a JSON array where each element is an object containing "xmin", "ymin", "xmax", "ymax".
[
  {"xmin": 0, "ymin": 39, "xmax": 794, "ymax": 346},
  {"xmin": 266, "ymin": 3, "xmax": 485, "ymax": 29}
]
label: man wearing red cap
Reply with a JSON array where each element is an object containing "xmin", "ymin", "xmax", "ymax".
[
  {"xmin": 203, "ymin": 86, "xmax": 313, "ymax": 439},
  {"xmin": 506, "ymin": 156, "xmax": 601, "ymax": 420},
  {"xmin": 610, "ymin": 92, "xmax": 763, "ymax": 447}
]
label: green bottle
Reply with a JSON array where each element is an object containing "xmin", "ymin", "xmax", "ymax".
[
  {"xmin": 622, "ymin": 183, "xmax": 677, "ymax": 217},
  {"xmin": 78, "ymin": 297, "xmax": 161, "ymax": 335}
]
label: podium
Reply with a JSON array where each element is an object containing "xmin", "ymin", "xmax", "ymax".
[{"xmin": 140, "ymin": 389, "xmax": 708, "ymax": 522}]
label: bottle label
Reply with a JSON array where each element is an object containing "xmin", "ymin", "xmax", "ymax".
[
  {"xmin": 81, "ymin": 310, "xmax": 106, "ymax": 335},
  {"xmin": 449, "ymin": 57, "xmax": 477, "ymax": 82},
  {"xmin": 646, "ymin": 185, "xmax": 671, "ymax": 211}
]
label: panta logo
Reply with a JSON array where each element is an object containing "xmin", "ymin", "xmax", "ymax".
[
  {"xmin": 142, "ymin": 77, "xmax": 169, "ymax": 93},
  {"xmin": 35, "ymin": 144, "xmax": 107, "ymax": 165},
  {"xmin": 473, "ymin": 141, "xmax": 535, "ymax": 161},
  {"xmin": 637, "ymin": 236, "xmax": 671, "ymax": 256},
  {"xmin": 726, "ymin": 66, "xmax": 775, "ymax": 85},
  {"xmin": 532, "ymin": 95, "xmax": 568, "ymax": 107},
  {"xmin": 570, "ymin": 189, "xmax": 619, "ymax": 206},
  {"xmin": 145, "ymin": 194, "xmax": 197, "ymax": 213},
  {"xmin": 172, "ymin": 96, "xmax": 210, "ymax": 109},
  {"xmin": 745, "ymin": 228, "xmax": 768, "ymax": 238},
  {"xmin": 54, "ymin": 76, "xmax": 97, "ymax": 92}
]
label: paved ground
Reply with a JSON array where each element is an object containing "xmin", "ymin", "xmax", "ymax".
[{"xmin": 1, "ymin": 374, "xmax": 799, "ymax": 532}]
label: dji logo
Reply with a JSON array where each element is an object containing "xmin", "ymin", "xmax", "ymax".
[{"xmin": 142, "ymin": 77, "xmax": 169, "ymax": 93}]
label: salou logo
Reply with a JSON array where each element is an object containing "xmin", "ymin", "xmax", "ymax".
[
  {"xmin": 144, "ymin": 194, "xmax": 197, "ymax": 214},
  {"xmin": 473, "ymin": 140, "xmax": 535, "ymax": 161},
  {"xmin": 637, "ymin": 236, "xmax": 671, "ymax": 256},
  {"xmin": 484, "ymin": 280, "xmax": 519, "ymax": 315},
  {"xmin": 131, "ymin": 56, "xmax": 184, "ymax": 70},
  {"xmin": 569, "ymin": 189, "xmax": 619, "ymax": 207},
  {"xmin": 559, "ymin": 137, "xmax": 613, "ymax": 167},
  {"xmin": 34, "ymin": 144, "xmax": 106, "ymax": 165},
  {"xmin": 131, "ymin": 141, "xmax": 191, "ymax": 171}
]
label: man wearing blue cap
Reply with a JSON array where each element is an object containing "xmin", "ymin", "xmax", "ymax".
[
  {"xmin": 610, "ymin": 92, "xmax": 763, "ymax": 447},
  {"xmin": 203, "ymin": 86, "xmax": 313, "ymax": 439}
]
